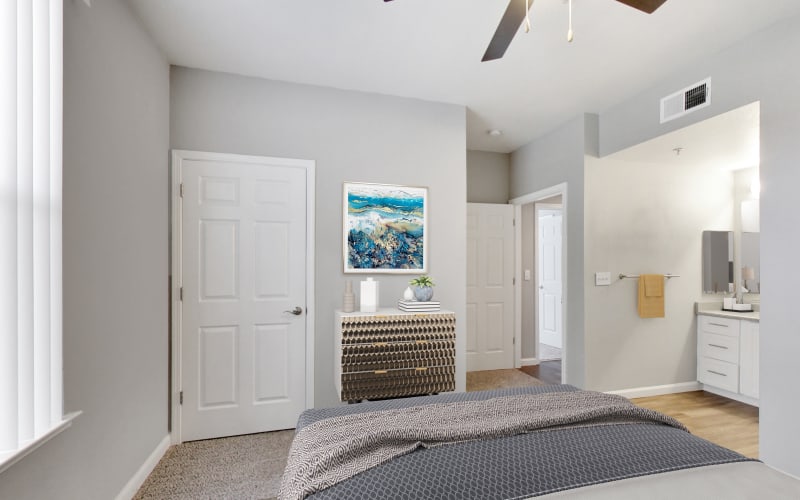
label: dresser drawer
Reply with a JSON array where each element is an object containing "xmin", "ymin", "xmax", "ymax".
[
  {"xmin": 698, "ymin": 315, "xmax": 740, "ymax": 337},
  {"xmin": 698, "ymin": 357, "xmax": 739, "ymax": 393},
  {"xmin": 699, "ymin": 331, "xmax": 739, "ymax": 364}
]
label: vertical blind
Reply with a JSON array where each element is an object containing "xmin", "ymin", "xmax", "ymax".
[{"xmin": 0, "ymin": 0, "xmax": 63, "ymax": 459}]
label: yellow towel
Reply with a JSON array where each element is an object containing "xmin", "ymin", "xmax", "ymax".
[{"xmin": 638, "ymin": 274, "xmax": 665, "ymax": 318}]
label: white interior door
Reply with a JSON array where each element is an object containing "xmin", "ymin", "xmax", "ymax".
[
  {"xmin": 466, "ymin": 203, "xmax": 515, "ymax": 371},
  {"xmin": 538, "ymin": 210, "xmax": 563, "ymax": 349},
  {"xmin": 176, "ymin": 151, "xmax": 311, "ymax": 442}
]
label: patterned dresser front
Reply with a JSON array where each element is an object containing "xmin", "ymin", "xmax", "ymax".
[{"xmin": 335, "ymin": 309, "xmax": 456, "ymax": 402}]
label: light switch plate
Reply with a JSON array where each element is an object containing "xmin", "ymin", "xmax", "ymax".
[
  {"xmin": 524, "ymin": 269, "xmax": 531, "ymax": 281},
  {"xmin": 595, "ymin": 272, "xmax": 611, "ymax": 286}
]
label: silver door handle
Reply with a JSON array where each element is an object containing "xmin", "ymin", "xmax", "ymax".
[
  {"xmin": 284, "ymin": 307, "xmax": 303, "ymax": 316},
  {"xmin": 539, "ymin": 285, "xmax": 544, "ymax": 289}
]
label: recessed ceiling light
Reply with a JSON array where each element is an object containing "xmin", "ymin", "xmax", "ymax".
[{"xmin": 488, "ymin": 129, "xmax": 503, "ymax": 137}]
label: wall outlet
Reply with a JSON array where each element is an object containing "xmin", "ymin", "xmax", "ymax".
[{"xmin": 595, "ymin": 272, "xmax": 611, "ymax": 286}]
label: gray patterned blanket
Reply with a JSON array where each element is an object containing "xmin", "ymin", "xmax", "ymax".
[{"xmin": 278, "ymin": 390, "xmax": 688, "ymax": 500}]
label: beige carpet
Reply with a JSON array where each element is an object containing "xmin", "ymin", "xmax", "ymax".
[
  {"xmin": 466, "ymin": 368, "xmax": 545, "ymax": 392},
  {"xmin": 136, "ymin": 369, "xmax": 544, "ymax": 498},
  {"xmin": 134, "ymin": 430, "xmax": 294, "ymax": 500}
]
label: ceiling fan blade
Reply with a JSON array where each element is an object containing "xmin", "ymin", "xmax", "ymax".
[
  {"xmin": 615, "ymin": 0, "xmax": 668, "ymax": 14},
  {"xmin": 482, "ymin": 0, "xmax": 534, "ymax": 62}
]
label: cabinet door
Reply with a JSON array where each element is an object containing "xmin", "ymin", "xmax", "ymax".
[{"xmin": 739, "ymin": 321, "xmax": 759, "ymax": 399}]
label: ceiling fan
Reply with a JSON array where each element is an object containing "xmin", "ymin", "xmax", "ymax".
[{"xmin": 383, "ymin": 0, "xmax": 668, "ymax": 62}]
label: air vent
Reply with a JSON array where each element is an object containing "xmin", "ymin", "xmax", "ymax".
[{"xmin": 660, "ymin": 78, "xmax": 711, "ymax": 123}]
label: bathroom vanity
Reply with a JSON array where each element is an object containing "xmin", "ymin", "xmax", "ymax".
[{"xmin": 696, "ymin": 308, "xmax": 759, "ymax": 406}]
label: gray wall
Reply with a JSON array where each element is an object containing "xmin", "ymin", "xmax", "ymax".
[
  {"xmin": 0, "ymin": 1, "xmax": 170, "ymax": 499},
  {"xmin": 169, "ymin": 67, "xmax": 468, "ymax": 408},
  {"xmin": 520, "ymin": 203, "xmax": 535, "ymax": 359},
  {"xmin": 598, "ymin": 13, "xmax": 800, "ymax": 476},
  {"xmin": 583, "ymin": 155, "xmax": 733, "ymax": 391},
  {"xmin": 467, "ymin": 150, "xmax": 510, "ymax": 203},
  {"xmin": 510, "ymin": 113, "xmax": 596, "ymax": 388}
]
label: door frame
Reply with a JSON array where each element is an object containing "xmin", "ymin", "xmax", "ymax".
[
  {"xmin": 169, "ymin": 149, "xmax": 315, "ymax": 444},
  {"xmin": 534, "ymin": 204, "xmax": 563, "ymax": 352},
  {"xmin": 510, "ymin": 183, "xmax": 568, "ymax": 382}
]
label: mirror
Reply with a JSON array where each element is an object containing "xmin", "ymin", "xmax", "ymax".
[
  {"xmin": 741, "ymin": 232, "xmax": 760, "ymax": 293},
  {"xmin": 702, "ymin": 230, "xmax": 733, "ymax": 293}
]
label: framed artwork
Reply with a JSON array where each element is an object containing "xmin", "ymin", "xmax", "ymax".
[{"xmin": 343, "ymin": 182, "xmax": 428, "ymax": 273}]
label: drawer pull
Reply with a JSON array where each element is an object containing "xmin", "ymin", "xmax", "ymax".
[
  {"xmin": 709, "ymin": 322, "xmax": 729, "ymax": 328},
  {"xmin": 374, "ymin": 370, "xmax": 388, "ymax": 374},
  {"xmin": 707, "ymin": 370, "xmax": 727, "ymax": 377},
  {"xmin": 372, "ymin": 342, "xmax": 389, "ymax": 347},
  {"xmin": 415, "ymin": 367, "xmax": 428, "ymax": 372},
  {"xmin": 708, "ymin": 344, "xmax": 729, "ymax": 350}
]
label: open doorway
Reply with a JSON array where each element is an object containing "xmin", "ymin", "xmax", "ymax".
[{"xmin": 512, "ymin": 183, "xmax": 568, "ymax": 386}]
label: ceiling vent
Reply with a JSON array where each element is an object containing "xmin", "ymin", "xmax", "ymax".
[{"xmin": 660, "ymin": 78, "xmax": 711, "ymax": 124}]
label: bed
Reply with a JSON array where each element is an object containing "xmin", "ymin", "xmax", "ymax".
[{"xmin": 278, "ymin": 385, "xmax": 800, "ymax": 499}]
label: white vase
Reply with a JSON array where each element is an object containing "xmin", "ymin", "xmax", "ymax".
[
  {"xmin": 343, "ymin": 280, "xmax": 355, "ymax": 313},
  {"xmin": 403, "ymin": 286, "xmax": 414, "ymax": 301}
]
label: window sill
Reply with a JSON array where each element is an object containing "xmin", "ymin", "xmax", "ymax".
[{"xmin": 0, "ymin": 411, "xmax": 81, "ymax": 475}]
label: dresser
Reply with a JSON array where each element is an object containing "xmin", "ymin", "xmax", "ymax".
[
  {"xmin": 697, "ymin": 313, "xmax": 759, "ymax": 406},
  {"xmin": 335, "ymin": 309, "xmax": 456, "ymax": 402}
]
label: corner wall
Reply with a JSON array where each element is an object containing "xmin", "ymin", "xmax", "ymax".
[
  {"xmin": 0, "ymin": 1, "xmax": 170, "ymax": 499},
  {"xmin": 169, "ymin": 67, "xmax": 468, "ymax": 408},
  {"xmin": 509, "ymin": 114, "xmax": 594, "ymax": 388},
  {"xmin": 598, "ymin": 13, "xmax": 800, "ymax": 476}
]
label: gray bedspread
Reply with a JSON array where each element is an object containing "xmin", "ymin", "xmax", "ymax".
[{"xmin": 279, "ymin": 386, "xmax": 751, "ymax": 500}]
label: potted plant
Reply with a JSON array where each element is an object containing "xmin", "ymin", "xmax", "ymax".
[{"xmin": 409, "ymin": 275, "xmax": 435, "ymax": 302}]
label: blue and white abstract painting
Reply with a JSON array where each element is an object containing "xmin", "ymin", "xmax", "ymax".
[{"xmin": 343, "ymin": 183, "xmax": 427, "ymax": 273}]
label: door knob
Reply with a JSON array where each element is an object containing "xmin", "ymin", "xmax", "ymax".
[
  {"xmin": 539, "ymin": 285, "xmax": 544, "ymax": 290},
  {"xmin": 284, "ymin": 306, "xmax": 303, "ymax": 316}
]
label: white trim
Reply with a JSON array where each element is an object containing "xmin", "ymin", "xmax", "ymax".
[
  {"xmin": 513, "ymin": 204, "xmax": 522, "ymax": 368},
  {"xmin": 115, "ymin": 434, "xmax": 170, "ymax": 500},
  {"xmin": 509, "ymin": 182, "xmax": 568, "ymax": 206},
  {"xmin": 169, "ymin": 149, "xmax": 316, "ymax": 444},
  {"xmin": 606, "ymin": 381, "xmax": 702, "ymax": 399},
  {"xmin": 510, "ymin": 182, "xmax": 568, "ymax": 384},
  {"xmin": 0, "ymin": 411, "xmax": 80, "ymax": 475}
]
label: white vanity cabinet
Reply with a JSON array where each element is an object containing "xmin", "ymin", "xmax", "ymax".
[
  {"xmin": 697, "ymin": 314, "xmax": 759, "ymax": 406},
  {"xmin": 739, "ymin": 320, "xmax": 760, "ymax": 399}
]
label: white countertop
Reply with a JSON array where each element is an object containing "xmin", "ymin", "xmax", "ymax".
[{"xmin": 696, "ymin": 302, "xmax": 759, "ymax": 321}]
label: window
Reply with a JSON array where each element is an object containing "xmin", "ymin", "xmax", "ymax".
[{"xmin": 1, "ymin": 0, "xmax": 72, "ymax": 472}]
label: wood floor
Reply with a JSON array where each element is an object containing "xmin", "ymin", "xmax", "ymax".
[
  {"xmin": 516, "ymin": 363, "xmax": 758, "ymax": 458},
  {"xmin": 632, "ymin": 391, "xmax": 759, "ymax": 458},
  {"xmin": 519, "ymin": 360, "xmax": 561, "ymax": 384}
]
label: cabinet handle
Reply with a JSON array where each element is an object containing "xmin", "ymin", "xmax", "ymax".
[
  {"xmin": 709, "ymin": 322, "xmax": 729, "ymax": 328},
  {"xmin": 707, "ymin": 370, "xmax": 727, "ymax": 377},
  {"xmin": 708, "ymin": 344, "xmax": 729, "ymax": 350}
]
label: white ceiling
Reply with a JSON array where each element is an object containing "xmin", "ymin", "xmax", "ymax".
[{"xmin": 128, "ymin": 0, "xmax": 800, "ymax": 153}]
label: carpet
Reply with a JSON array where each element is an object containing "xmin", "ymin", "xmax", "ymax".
[
  {"xmin": 134, "ymin": 430, "xmax": 294, "ymax": 500},
  {"xmin": 135, "ymin": 370, "xmax": 545, "ymax": 499},
  {"xmin": 466, "ymin": 368, "xmax": 545, "ymax": 392}
]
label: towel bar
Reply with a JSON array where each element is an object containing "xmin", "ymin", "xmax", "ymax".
[{"xmin": 619, "ymin": 273, "xmax": 680, "ymax": 279}]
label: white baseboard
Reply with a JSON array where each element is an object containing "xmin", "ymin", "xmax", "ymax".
[
  {"xmin": 518, "ymin": 357, "xmax": 539, "ymax": 367},
  {"xmin": 606, "ymin": 381, "xmax": 702, "ymax": 399},
  {"xmin": 116, "ymin": 434, "xmax": 171, "ymax": 500}
]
